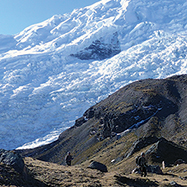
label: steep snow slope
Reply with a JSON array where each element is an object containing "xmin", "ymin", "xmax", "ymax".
[{"xmin": 0, "ymin": 0, "xmax": 187, "ymax": 150}]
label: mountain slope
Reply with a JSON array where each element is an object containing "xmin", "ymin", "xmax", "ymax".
[
  {"xmin": 0, "ymin": 0, "xmax": 187, "ymax": 150},
  {"xmin": 3, "ymin": 75, "xmax": 187, "ymax": 187},
  {"xmin": 19, "ymin": 75, "xmax": 187, "ymax": 167}
]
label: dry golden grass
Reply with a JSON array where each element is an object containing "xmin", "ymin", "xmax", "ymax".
[
  {"xmin": 20, "ymin": 133, "xmax": 187, "ymax": 187},
  {"xmin": 25, "ymin": 157, "xmax": 108, "ymax": 187},
  {"xmin": 22, "ymin": 157, "xmax": 187, "ymax": 187}
]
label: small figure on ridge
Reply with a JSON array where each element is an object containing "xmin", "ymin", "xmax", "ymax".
[
  {"xmin": 136, "ymin": 152, "xmax": 147, "ymax": 177},
  {"xmin": 65, "ymin": 152, "xmax": 73, "ymax": 166}
]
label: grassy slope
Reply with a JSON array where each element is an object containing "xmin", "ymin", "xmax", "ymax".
[
  {"xmin": 5, "ymin": 153, "xmax": 186, "ymax": 187},
  {"xmin": 22, "ymin": 133, "xmax": 187, "ymax": 187}
]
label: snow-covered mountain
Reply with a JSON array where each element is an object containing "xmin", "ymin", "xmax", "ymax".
[{"xmin": 0, "ymin": 0, "xmax": 187, "ymax": 150}]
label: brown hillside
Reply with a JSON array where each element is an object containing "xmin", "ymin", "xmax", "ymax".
[{"xmin": 19, "ymin": 74, "xmax": 187, "ymax": 167}]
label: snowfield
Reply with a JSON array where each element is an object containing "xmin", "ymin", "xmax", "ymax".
[{"xmin": 0, "ymin": 0, "xmax": 187, "ymax": 150}]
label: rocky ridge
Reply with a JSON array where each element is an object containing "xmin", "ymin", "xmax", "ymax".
[{"xmin": 19, "ymin": 75, "xmax": 187, "ymax": 163}]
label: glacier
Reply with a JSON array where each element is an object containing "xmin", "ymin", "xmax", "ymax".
[{"xmin": 0, "ymin": 0, "xmax": 187, "ymax": 150}]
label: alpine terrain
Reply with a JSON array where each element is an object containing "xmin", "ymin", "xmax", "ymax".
[{"xmin": 0, "ymin": 0, "xmax": 187, "ymax": 151}]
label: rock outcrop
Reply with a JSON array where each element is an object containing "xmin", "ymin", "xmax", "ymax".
[
  {"xmin": 71, "ymin": 32, "xmax": 121, "ymax": 60},
  {"xmin": 145, "ymin": 138, "xmax": 187, "ymax": 165},
  {"xmin": 126, "ymin": 136, "xmax": 159, "ymax": 158},
  {"xmin": 82, "ymin": 75, "xmax": 183, "ymax": 139},
  {"xmin": 88, "ymin": 161, "xmax": 108, "ymax": 172},
  {"xmin": 0, "ymin": 149, "xmax": 25, "ymax": 175}
]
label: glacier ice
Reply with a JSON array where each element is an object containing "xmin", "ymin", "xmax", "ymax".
[{"xmin": 0, "ymin": 0, "xmax": 187, "ymax": 150}]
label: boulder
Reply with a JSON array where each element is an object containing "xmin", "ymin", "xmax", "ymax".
[
  {"xmin": 145, "ymin": 138, "xmax": 187, "ymax": 165},
  {"xmin": 126, "ymin": 136, "xmax": 159, "ymax": 158},
  {"xmin": 74, "ymin": 116, "xmax": 87, "ymax": 127},
  {"xmin": 70, "ymin": 32, "xmax": 121, "ymax": 60},
  {"xmin": 147, "ymin": 165, "xmax": 163, "ymax": 174},
  {"xmin": 88, "ymin": 161, "xmax": 108, "ymax": 172},
  {"xmin": 132, "ymin": 167, "xmax": 141, "ymax": 174},
  {"xmin": 132, "ymin": 165, "xmax": 162, "ymax": 174},
  {"xmin": 174, "ymin": 159, "xmax": 185, "ymax": 165},
  {"xmin": 0, "ymin": 149, "xmax": 25, "ymax": 174}
]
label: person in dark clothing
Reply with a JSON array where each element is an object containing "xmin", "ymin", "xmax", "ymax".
[
  {"xmin": 138, "ymin": 152, "xmax": 147, "ymax": 177},
  {"xmin": 65, "ymin": 152, "xmax": 73, "ymax": 166}
]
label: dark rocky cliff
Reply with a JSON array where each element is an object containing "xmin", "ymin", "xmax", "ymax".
[
  {"xmin": 70, "ymin": 32, "xmax": 121, "ymax": 60},
  {"xmin": 82, "ymin": 75, "xmax": 184, "ymax": 139}
]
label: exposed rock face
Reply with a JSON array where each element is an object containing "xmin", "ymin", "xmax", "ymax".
[
  {"xmin": 71, "ymin": 32, "xmax": 121, "ymax": 60},
  {"xmin": 83, "ymin": 76, "xmax": 182, "ymax": 139},
  {"xmin": 126, "ymin": 136, "xmax": 159, "ymax": 158},
  {"xmin": 75, "ymin": 116, "xmax": 87, "ymax": 127},
  {"xmin": 145, "ymin": 138, "xmax": 187, "ymax": 165},
  {"xmin": 0, "ymin": 149, "xmax": 25, "ymax": 174}
]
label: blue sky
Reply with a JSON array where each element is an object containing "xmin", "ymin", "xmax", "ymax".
[{"xmin": 0, "ymin": 0, "xmax": 99, "ymax": 35}]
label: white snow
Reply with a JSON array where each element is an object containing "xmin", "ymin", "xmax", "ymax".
[{"xmin": 0, "ymin": 0, "xmax": 187, "ymax": 150}]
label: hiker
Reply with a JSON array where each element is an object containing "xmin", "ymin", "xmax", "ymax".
[
  {"xmin": 65, "ymin": 152, "xmax": 73, "ymax": 166},
  {"xmin": 136, "ymin": 152, "xmax": 147, "ymax": 177}
]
